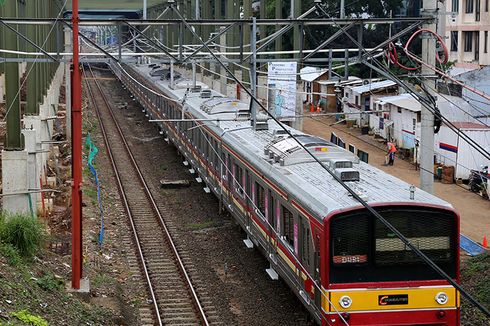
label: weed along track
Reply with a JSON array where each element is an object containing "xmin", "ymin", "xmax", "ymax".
[{"xmin": 83, "ymin": 64, "xmax": 214, "ymax": 326}]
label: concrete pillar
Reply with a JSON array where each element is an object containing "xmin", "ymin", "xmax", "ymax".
[
  {"xmin": 1, "ymin": 150, "xmax": 30, "ymax": 214},
  {"xmin": 23, "ymin": 129, "xmax": 41, "ymax": 214},
  {"xmin": 243, "ymin": 0, "xmax": 252, "ymax": 85},
  {"xmin": 65, "ymin": 27, "xmax": 72, "ymax": 141},
  {"xmin": 0, "ymin": 74, "xmax": 5, "ymax": 103},
  {"xmin": 214, "ymin": 0, "xmax": 223, "ymax": 80},
  {"xmin": 293, "ymin": 0, "xmax": 302, "ymax": 58},
  {"xmin": 275, "ymin": 0, "xmax": 282, "ymax": 53},
  {"xmin": 4, "ymin": 0, "xmax": 23, "ymax": 150},
  {"xmin": 219, "ymin": 26, "xmax": 228, "ymax": 95},
  {"xmin": 226, "ymin": 0, "xmax": 238, "ymax": 74},
  {"xmin": 26, "ymin": 0, "xmax": 39, "ymax": 116}
]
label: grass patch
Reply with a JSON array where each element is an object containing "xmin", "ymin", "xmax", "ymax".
[
  {"xmin": 36, "ymin": 273, "xmax": 64, "ymax": 292},
  {"xmin": 0, "ymin": 213, "xmax": 46, "ymax": 258},
  {"xmin": 460, "ymin": 251, "xmax": 490, "ymax": 324},
  {"xmin": 0, "ymin": 243, "xmax": 23, "ymax": 266},
  {"xmin": 187, "ymin": 221, "xmax": 216, "ymax": 231},
  {"xmin": 84, "ymin": 186, "xmax": 98, "ymax": 205},
  {"xmin": 11, "ymin": 310, "xmax": 48, "ymax": 326},
  {"xmin": 92, "ymin": 273, "xmax": 114, "ymax": 287}
]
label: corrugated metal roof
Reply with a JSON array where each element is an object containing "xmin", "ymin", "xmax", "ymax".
[
  {"xmin": 351, "ymin": 80, "xmax": 397, "ymax": 94},
  {"xmin": 299, "ymin": 67, "xmax": 327, "ymax": 82},
  {"xmin": 451, "ymin": 122, "xmax": 490, "ymax": 130},
  {"xmin": 379, "ymin": 93, "xmax": 420, "ymax": 112}
]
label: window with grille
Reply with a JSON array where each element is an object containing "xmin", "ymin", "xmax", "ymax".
[
  {"xmin": 466, "ymin": 0, "xmax": 474, "ymax": 12},
  {"xmin": 282, "ymin": 206, "xmax": 294, "ymax": 248},
  {"xmin": 255, "ymin": 182, "xmax": 266, "ymax": 219},
  {"xmin": 329, "ymin": 208, "xmax": 457, "ymax": 283},
  {"xmin": 451, "ymin": 31, "xmax": 458, "ymax": 52}
]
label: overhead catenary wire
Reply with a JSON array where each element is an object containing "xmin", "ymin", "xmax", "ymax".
[
  {"xmin": 115, "ymin": 63, "xmax": 345, "ymax": 325},
  {"xmin": 168, "ymin": 3, "xmax": 490, "ymax": 318},
  {"xmin": 2, "ymin": 0, "xmax": 68, "ymax": 123}
]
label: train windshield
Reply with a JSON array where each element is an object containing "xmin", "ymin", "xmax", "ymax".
[{"xmin": 329, "ymin": 207, "xmax": 457, "ymax": 284}]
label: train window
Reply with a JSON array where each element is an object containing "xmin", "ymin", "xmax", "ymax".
[
  {"xmin": 301, "ymin": 221, "xmax": 311, "ymax": 267},
  {"xmin": 233, "ymin": 163, "xmax": 244, "ymax": 196},
  {"xmin": 268, "ymin": 193, "xmax": 275, "ymax": 229},
  {"xmin": 329, "ymin": 208, "xmax": 457, "ymax": 283},
  {"xmin": 374, "ymin": 213, "xmax": 454, "ymax": 266},
  {"xmin": 221, "ymin": 153, "xmax": 227, "ymax": 180},
  {"xmin": 282, "ymin": 206, "xmax": 294, "ymax": 248},
  {"xmin": 331, "ymin": 214, "xmax": 369, "ymax": 266},
  {"xmin": 214, "ymin": 141, "xmax": 220, "ymax": 168},
  {"xmin": 255, "ymin": 182, "xmax": 266, "ymax": 219}
]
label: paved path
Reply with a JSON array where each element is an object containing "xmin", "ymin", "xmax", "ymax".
[{"xmin": 303, "ymin": 116, "xmax": 490, "ymax": 246}]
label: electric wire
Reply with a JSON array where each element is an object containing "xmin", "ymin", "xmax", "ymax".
[
  {"xmin": 115, "ymin": 64, "xmax": 345, "ymax": 325},
  {"xmin": 2, "ymin": 0, "xmax": 68, "ymax": 123},
  {"xmin": 168, "ymin": 4, "xmax": 490, "ymax": 318}
]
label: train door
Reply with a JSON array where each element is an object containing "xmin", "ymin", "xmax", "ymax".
[
  {"xmin": 245, "ymin": 170, "xmax": 252, "ymax": 232},
  {"xmin": 267, "ymin": 192, "xmax": 278, "ymax": 261},
  {"xmin": 300, "ymin": 217, "xmax": 312, "ymax": 276},
  {"xmin": 313, "ymin": 231, "xmax": 322, "ymax": 308}
]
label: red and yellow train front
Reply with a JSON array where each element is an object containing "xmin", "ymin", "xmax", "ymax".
[{"xmin": 322, "ymin": 205, "xmax": 460, "ymax": 325}]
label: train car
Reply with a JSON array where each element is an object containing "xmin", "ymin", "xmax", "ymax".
[{"xmin": 109, "ymin": 61, "xmax": 460, "ymax": 326}]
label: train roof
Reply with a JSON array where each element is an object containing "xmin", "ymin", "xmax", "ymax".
[{"xmin": 130, "ymin": 64, "xmax": 453, "ymax": 220}]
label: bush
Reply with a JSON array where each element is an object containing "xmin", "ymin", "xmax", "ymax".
[
  {"xmin": 0, "ymin": 243, "xmax": 22, "ymax": 266},
  {"xmin": 11, "ymin": 310, "xmax": 48, "ymax": 326},
  {"xmin": 0, "ymin": 213, "xmax": 46, "ymax": 258},
  {"xmin": 37, "ymin": 273, "xmax": 64, "ymax": 292}
]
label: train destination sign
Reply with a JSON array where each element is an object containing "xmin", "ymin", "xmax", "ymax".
[{"xmin": 332, "ymin": 255, "xmax": 368, "ymax": 264}]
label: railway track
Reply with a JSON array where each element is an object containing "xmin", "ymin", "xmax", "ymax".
[{"xmin": 83, "ymin": 64, "xmax": 210, "ymax": 326}]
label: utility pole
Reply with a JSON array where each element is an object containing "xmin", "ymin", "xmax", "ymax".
[
  {"xmin": 250, "ymin": 17, "xmax": 257, "ymax": 130},
  {"xmin": 143, "ymin": 0, "xmax": 147, "ymax": 20},
  {"xmin": 71, "ymin": 0, "xmax": 83, "ymax": 290},
  {"xmin": 420, "ymin": 0, "xmax": 437, "ymax": 194}
]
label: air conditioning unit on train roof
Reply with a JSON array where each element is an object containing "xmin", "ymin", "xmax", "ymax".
[
  {"xmin": 328, "ymin": 159, "xmax": 353, "ymax": 170},
  {"xmin": 334, "ymin": 168, "xmax": 360, "ymax": 182}
]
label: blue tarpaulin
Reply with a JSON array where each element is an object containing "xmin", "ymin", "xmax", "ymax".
[
  {"xmin": 460, "ymin": 234, "xmax": 486, "ymax": 256},
  {"xmin": 86, "ymin": 134, "xmax": 105, "ymax": 246}
]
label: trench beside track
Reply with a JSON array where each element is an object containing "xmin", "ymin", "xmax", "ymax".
[{"xmin": 83, "ymin": 64, "xmax": 210, "ymax": 326}]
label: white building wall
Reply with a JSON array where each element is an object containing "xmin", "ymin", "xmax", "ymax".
[{"xmin": 434, "ymin": 124, "xmax": 490, "ymax": 179}]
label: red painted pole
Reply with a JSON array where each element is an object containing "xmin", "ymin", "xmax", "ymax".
[{"xmin": 71, "ymin": 0, "xmax": 83, "ymax": 289}]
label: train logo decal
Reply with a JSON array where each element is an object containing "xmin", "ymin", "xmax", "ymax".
[{"xmin": 378, "ymin": 294, "xmax": 409, "ymax": 306}]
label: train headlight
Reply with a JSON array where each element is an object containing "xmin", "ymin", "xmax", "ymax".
[
  {"xmin": 435, "ymin": 292, "xmax": 448, "ymax": 305},
  {"xmin": 339, "ymin": 295, "xmax": 352, "ymax": 309}
]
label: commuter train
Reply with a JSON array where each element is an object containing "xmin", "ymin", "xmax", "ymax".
[{"xmin": 109, "ymin": 61, "xmax": 460, "ymax": 325}]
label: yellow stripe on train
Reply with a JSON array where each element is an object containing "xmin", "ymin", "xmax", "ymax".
[{"xmin": 323, "ymin": 286, "xmax": 459, "ymax": 312}]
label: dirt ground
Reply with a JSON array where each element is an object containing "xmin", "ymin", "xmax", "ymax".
[{"xmin": 303, "ymin": 115, "xmax": 490, "ymax": 246}]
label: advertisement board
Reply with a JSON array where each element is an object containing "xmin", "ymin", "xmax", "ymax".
[{"xmin": 267, "ymin": 62, "xmax": 298, "ymax": 121}]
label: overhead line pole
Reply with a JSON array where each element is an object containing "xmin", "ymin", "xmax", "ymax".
[
  {"xmin": 71, "ymin": 0, "xmax": 83, "ymax": 290},
  {"xmin": 420, "ymin": 0, "xmax": 438, "ymax": 194}
]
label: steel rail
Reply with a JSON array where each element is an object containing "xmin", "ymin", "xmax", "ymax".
[
  {"xmin": 82, "ymin": 64, "xmax": 163, "ymax": 325},
  {"xmin": 84, "ymin": 64, "xmax": 209, "ymax": 326}
]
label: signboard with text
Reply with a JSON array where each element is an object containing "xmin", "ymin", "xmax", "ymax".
[{"xmin": 267, "ymin": 62, "xmax": 298, "ymax": 121}]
